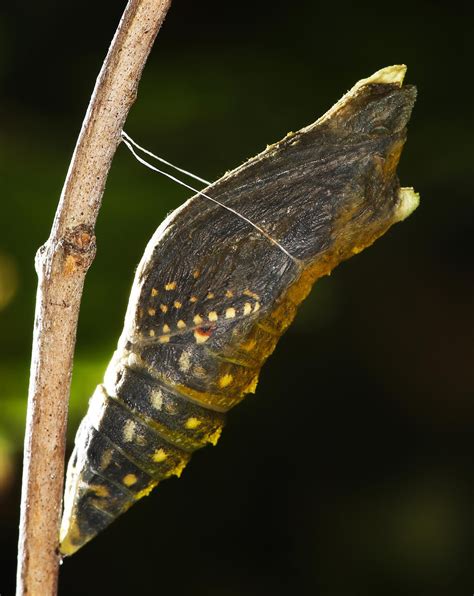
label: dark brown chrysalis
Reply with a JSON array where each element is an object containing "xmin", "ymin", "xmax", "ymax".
[{"xmin": 60, "ymin": 65, "xmax": 419, "ymax": 555}]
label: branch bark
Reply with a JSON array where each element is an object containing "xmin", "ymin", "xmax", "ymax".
[{"xmin": 16, "ymin": 1, "xmax": 173, "ymax": 594}]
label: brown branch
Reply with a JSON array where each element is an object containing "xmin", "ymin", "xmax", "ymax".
[{"xmin": 15, "ymin": 1, "xmax": 173, "ymax": 594}]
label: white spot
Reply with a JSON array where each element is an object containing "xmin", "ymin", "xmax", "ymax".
[
  {"xmin": 123, "ymin": 420, "xmax": 136, "ymax": 442},
  {"xmin": 150, "ymin": 390, "xmax": 163, "ymax": 410},
  {"xmin": 243, "ymin": 303, "xmax": 252, "ymax": 315},
  {"xmin": 225, "ymin": 307, "xmax": 236, "ymax": 319},
  {"xmin": 179, "ymin": 351, "xmax": 192, "ymax": 372}
]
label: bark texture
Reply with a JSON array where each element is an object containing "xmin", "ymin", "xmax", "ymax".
[{"xmin": 16, "ymin": 1, "xmax": 173, "ymax": 594}]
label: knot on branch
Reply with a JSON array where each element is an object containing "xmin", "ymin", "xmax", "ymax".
[{"xmin": 61, "ymin": 224, "xmax": 97, "ymax": 276}]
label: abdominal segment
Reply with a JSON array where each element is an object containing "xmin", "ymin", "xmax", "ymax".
[{"xmin": 59, "ymin": 364, "xmax": 226, "ymax": 555}]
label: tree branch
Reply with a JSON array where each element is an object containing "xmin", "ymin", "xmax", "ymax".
[{"xmin": 16, "ymin": 1, "xmax": 173, "ymax": 594}]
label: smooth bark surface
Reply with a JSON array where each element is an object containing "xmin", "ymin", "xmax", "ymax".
[{"xmin": 16, "ymin": 1, "xmax": 172, "ymax": 594}]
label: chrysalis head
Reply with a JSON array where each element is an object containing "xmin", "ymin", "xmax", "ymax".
[
  {"xmin": 240, "ymin": 64, "xmax": 418, "ymax": 267},
  {"xmin": 324, "ymin": 65, "xmax": 416, "ymax": 140}
]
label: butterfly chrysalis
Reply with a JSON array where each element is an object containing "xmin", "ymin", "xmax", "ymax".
[{"xmin": 60, "ymin": 65, "xmax": 419, "ymax": 555}]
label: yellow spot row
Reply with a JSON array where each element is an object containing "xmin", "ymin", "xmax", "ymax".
[{"xmin": 147, "ymin": 301, "xmax": 261, "ymax": 341}]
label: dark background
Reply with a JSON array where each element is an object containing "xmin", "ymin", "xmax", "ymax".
[{"xmin": 1, "ymin": 1, "xmax": 473, "ymax": 594}]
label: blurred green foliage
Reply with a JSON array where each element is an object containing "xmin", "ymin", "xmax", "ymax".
[{"xmin": 0, "ymin": 1, "xmax": 473, "ymax": 594}]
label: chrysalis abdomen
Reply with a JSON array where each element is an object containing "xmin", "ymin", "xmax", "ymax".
[{"xmin": 60, "ymin": 65, "xmax": 419, "ymax": 555}]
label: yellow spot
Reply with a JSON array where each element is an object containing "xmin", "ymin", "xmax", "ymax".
[
  {"xmin": 177, "ymin": 319, "xmax": 186, "ymax": 329},
  {"xmin": 193, "ymin": 314, "xmax": 203, "ymax": 325},
  {"xmin": 208, "ymin": 311, "xmax": 218, "ymax": 322},
  {"xmin": 135, "ymin": 480, "xmax": 158, "ymax": 499},
  {"xmin": 253, "ymin": 302, "xmax": 260, "ymax": 312},
  {"xmin": 174, "ymin": 300, "xmax": 182, "ymax": 309},
  {"xmin": 206, "ymin": 292, "xmax": 214, "ymax": 299},
  {"xmin": 149, "ymin": 329, "xmax": 155, "ymax": 337},
  {"xmin": 123, "ymin": 420, "xmax": 136, "ymax": 442},
  {"xmin": 150, "ymin": 390, "xmax": 163, "ymax": 410},
  {"xmin": 148, "ymin": 308, "xmax": 156, "ymax": 316},
  {"xmin": 207, "ymin": 427, "xmax": 222, "ymax": 446},
  {"xmin": 163, "ymin": 324, "xmax": 171, "ymax": 333},
  {"xmin": 225, "ymin": 307, "xmax": 236, "ymax": 319},
  {"xmin": 190, "ymin": 296, "xmax": 198, "ymax": 303},
  {"xmin": 193, "ymin": 270, "xmax": 200, "ymax": 279},
  {"xmin": 185, "ymin": 417, "xmax": 202, "ymax": 430},
  {"xmin": 179, "ymin": 351, "xmax": 191, "ymax": 372},
  {"xmin": 171, "ymin": 461, "xmax": 187, "ymax": 478},
  {"xmin": 225, "ymin": 290, "xmax": 233, "ymax": 298},
  {"xmin": 160, "ymin": 304, "xmax": 168, "ymax": 313},
  {"xmin": 165, "ymin": 282, "xmax": 176, "ymax": 291},
  {"xmin": 243, "ymin": 289, "xmax": 260, "ymax": 300},
  {"xmin": 245, "ymin": 374, "xmax": 259, "ymax": 394},
  {"xmin": 242, "ymin": 339, "xmax": 257, "ymax": 352},
  {"xmin": 152, "ymin": 448, "xmax": 168, "ymax": 463},
  {"xmin": 194, "ymin": 330, "xmax": 209, "ymax": 344},
  {"xmin": 243, "ymin": 302, "xmax": 252, "ymax": 315},
  {"xmin": 138, "ymin": 308, "xmax": 144, "ymax": 319},
  {"xmin": 159, "ymin": 335, "xmax": 170, "ymax": 343},
  {"xmin": 151, "ymin": 288, "xmax": 158, "ymax": 297},
  {"xmin": 123, "ymin": 474, "xmax": 138, "ymax": 487},
  {"xmin": 90, "ymin": 485, "xmax": 109, "ymax": 498},
  {"xmin": 219, "ymin": 373, "xmax": 233, "ymax": 388}
]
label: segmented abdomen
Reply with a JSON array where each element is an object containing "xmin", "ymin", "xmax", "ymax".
[
  {"xmin": 59, "ymin": 281, "xmax": 296, "ymax": 555},
  {"xmin": 60, "ymin": 357, "xmax": 228, "ymax": 554}
]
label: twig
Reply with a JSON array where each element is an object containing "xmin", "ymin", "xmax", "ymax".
[{"xmin": 16, "ymin": 1, "xmax": 172, "ymax": 594}]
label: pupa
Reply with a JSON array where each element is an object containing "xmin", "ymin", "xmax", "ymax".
[{"xmin": 60, "ymin": 65, "xmax": 419, "ymax": 555}]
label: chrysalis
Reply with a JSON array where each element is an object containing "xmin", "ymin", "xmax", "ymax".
[{"xmin": 60, "ymin": 65, "xmax": 419, "ymax": 555}]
